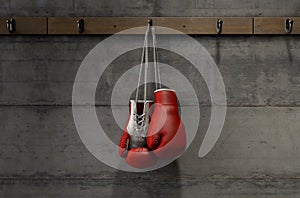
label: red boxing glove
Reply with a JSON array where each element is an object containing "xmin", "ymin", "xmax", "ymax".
[
  {"xmin": 119, "ymin": 100, "xmax": 157, "ymax": 169},
  {"xmin": 147, "ymin": 89, "xmax": 186, "ymax": 159}
]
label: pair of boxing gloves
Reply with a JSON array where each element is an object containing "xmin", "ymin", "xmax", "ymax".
[{"xmin": 119, "ymin": 88, "xmax": 186, "ymax": 169}]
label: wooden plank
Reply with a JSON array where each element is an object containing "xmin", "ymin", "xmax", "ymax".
[
  {"xmin": 254, "ymin": 17, "xmax": 300, "ymax": 34},
  {"xmin": 154, "ymin": 17, "xmax": 252, "ymax": 34},
  {"xmin": 49, "ymin": 17, "xmax": 153, "ymax": 34},
  {"xmin": 48, "ymin": 17, "xmax": 253, "ymax": 35},
  {"xmin": 219, "ymin": 17, "xmax": 253, "ymax": 34},
  {"xmin": 84, "ymin": 17, "xmax": 148, "ymax": 34},
  {"xmin": 154, "ymin": 17, "xmax": 217, "ymax": 34},
  {"xmin": 0, "ymin": 17, "xmax": 47, "ymax": 35},
  {"xmin": 48, "ymin": 17, "xmax": 84, "ymax": 35}
]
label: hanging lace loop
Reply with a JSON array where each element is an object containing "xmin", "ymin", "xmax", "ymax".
[
  {"xmin": 151, "ymin": 26, "xmax": 162, "ymax": 90},
  {"xmin": 135, "ymin": 20, "xmax": 161, "ymax": 102},
  {"xmin": 134, "ymin": 20, "xmax": 161, "ymax": 128}
]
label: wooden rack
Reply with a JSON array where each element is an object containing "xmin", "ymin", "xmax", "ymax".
[{"xmin": 0, "ymin": 17, "xmax": 300, "ymax": 35}]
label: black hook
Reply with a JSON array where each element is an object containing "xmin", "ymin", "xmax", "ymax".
[
  {"xmin": 285, "ymin": 18, "xmax": 293, "ymax": 34},
  {"xmin": 148, "ymin": 19, "xmax": 153, "ymax": 27},
  {"xmin": 216, "ymin": 19, "xmax": 223, "ymax": 34},
  {"xmin": 77, "ymin": 18, "xmax": 85, "ymax": 33},
  {"xmin": 6, "ymin": 18, "xmax": 16, "ymax": 33}
]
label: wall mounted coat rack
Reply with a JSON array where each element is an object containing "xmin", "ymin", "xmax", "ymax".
[{"xmin": 0, "ymin": 17, "xmax": 300, "ymax": 35}]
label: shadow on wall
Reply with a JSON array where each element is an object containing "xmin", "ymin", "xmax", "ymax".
[
  {"xmin": 286, "ymin": 36, "xmax": 300, "ymax": 85},
  {"xmin": 111, "ymin": 161, "xmax": 182, "ymax": 198}
]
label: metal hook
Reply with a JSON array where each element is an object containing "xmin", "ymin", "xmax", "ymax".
[
  {"xmin": 216, "ymin": 19, "xmax": 223, "ymax": 34},
  {"xmin": 285, "ymin": 18, "xmax": 293, "ymax": 34},
  {"xmin": 77, "ymin": 18, "xmax": 85, "ymax": 33},
  {"xmin": 148, "ymin": 19, "xmax": 153, "ymax": 27},
  {"xmin": 6, "ymin": 18, "xmax": 16, "ymax": 33}
]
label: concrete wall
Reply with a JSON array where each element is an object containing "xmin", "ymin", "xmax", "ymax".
[
  {"xmin": 1, "ymin": 1, "xmax": 300, "ymax": 197},
  {"xmin": 1, "ymin": 0, "xmax": 300, "ymax": 16}
]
